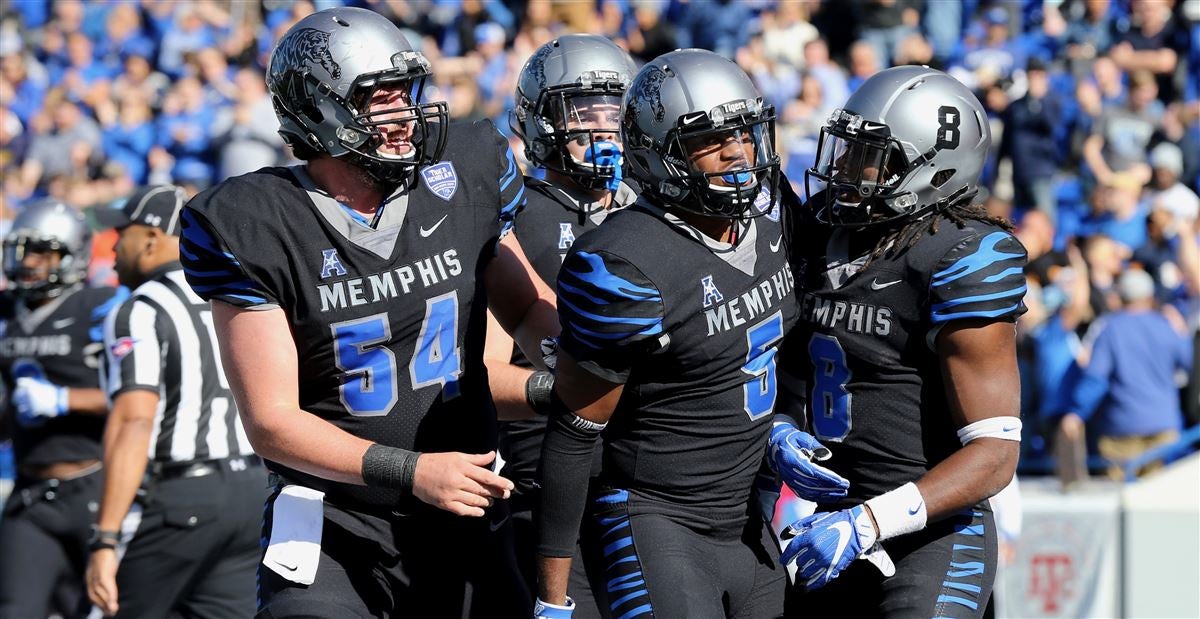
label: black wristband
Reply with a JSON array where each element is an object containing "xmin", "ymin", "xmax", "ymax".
[
  {"xmin": 525, "ymin": 370, "xmax": 556, "ymax": 415},
  {"xmin": 361, "ymin": 444, "xmax": 421, "ymax": 492},
  {"xmin": 88, "ymin": 528, "xmax": 120, "ymax": 552}
]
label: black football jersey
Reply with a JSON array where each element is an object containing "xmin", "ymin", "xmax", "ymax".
[
  {"xmin": 0, "ymin": 285, "xmax": 128, "ymax": 467},
  {"xmin": 498, "ymin": 178, "xmax": 637, "ymax": 487},
  {"xmin": 180, "ymin": 120, "xmax": 526, "ymax": 507},
  {"xmin": 557, "ymin": 191, "xmax": 797, "ymax": 519},
  {"xmin": 783, "ymin": 195, "xmax": 1028, "ymax": 506}
]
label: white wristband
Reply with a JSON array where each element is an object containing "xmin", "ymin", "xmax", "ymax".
[
  {"xmin": 956, "ymin": 416, "xmax": 1022, "ymax": 446},
  {"xmin": 864, "ymin": 482, "xmax": 927, "ymax": 541}
]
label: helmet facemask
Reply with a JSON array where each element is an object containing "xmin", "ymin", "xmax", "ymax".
[
  {"xmin": 2, "ymin": 234, "xmax": 83, "ymax": 300},
  {"xmin": 271, "ymin": 51, "xmax": 448, "ymax": 186},
  {"xmin": 656, "ymin": 103, "xmax": 780, "ymax": 219},
  {"xmin": 520, "ymin": 78, "xmax": 626, "ymax": 191}
]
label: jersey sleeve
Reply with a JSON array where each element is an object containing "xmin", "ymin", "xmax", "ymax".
[
  {"xmin": 556, "ymin": 249, "xmax": 666, "ymax": 383},
  {"xmin": 179, "ymin": 204, "xmax": 278, "ymax": 309},
  {"xmin": 101, "ymin": 296, "xmax": 163, "ymax": 398},
  {"xmin": 87, "ymin": 286, "xmax": 130, "ymax": 343},
  {"xmin": 493, "ymin": 124, "xmax": 526, "ymax": 239},
  {"xmin": 928, "ymin": 230, "xmax": 1029, "ymax": 324}
]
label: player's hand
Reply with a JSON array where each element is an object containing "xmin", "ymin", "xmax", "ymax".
[
  {"xmin": 87, "ymin": 548, "xmax": 120, "ymax": 616},
  {"xmin": 534, "ymin": 597, "xmax": 575, "ymax": 619},
  {"xmin": 767, "ymin": 421, "xmax": 849, "ymax": 503},
  {"xmin": 13, "ymin": 376, "xmax": 68, "ymax": 427},
  {"xmin": 781, "ymin": 505, "xmax": 892, "ymax": 591},
  {"xmin": 411, "ymin": 451, "xmax": 514, "ymax": 517},
  {"xmin": 584, "ymin": 140, "xmax": 623, "ymax": 192}
]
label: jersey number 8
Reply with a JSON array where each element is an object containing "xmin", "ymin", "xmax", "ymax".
[
  {"xmin": 808, "ymin": 333, "xmax": 852, "ymax": 441},
  {"xmin": 331, "ymin": 292, "xmax": 462, "ymax": 417}
]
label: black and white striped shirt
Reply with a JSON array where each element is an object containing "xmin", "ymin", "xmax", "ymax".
[{"xmin": 102, "ymin": 263, "xmax": 253, "ymax": 462}]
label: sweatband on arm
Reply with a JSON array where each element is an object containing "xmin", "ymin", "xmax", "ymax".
[
  {"xmin": 956, "ymin": 416, "xmax": 1022, "ymax": 446},
  {"xmin": 864, "ymin": 482, "xmax": 927, "ymax": 541},
  {"xmin": 537, "ymin": 396, "xmax": 606, "ymax": 558},
  {"xmin": 526, "ymin": 370, "xmax": 556, "ymax": 415},
  {"xmin": 361, "ymin": 443, "xmax": 421, "ymax": 492}
]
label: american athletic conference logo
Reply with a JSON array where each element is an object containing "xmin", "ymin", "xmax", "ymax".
[
  {"xmin": 701, "ymin": 275, "xmax": 723, "ymax": 308},
  {"xmin": 421, "ymin": 162, "xmax": 459, "ymax": 201},
  {"xmin": 320, "ymin": 248, "xmax": 347, "ymax": 279}
]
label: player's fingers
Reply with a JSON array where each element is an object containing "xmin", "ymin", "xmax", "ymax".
[
  {"xmin": 462, "ymin": 464, "xmax": 514, "ymax": 494},
  {"xmin": 449, "ymin": 494, "xmax": 488, "ymax": 517},
  {"xmin": 460, "ymin": 450, "xmax": 498, "ymax": 467}
]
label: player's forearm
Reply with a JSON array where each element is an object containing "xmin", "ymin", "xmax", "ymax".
[
  {"xmin": 485, "ymin": 357, "xmax": 536, "ymax": 421},
  {"xmin": 537, "ymin": 556, "xmax": 574, "ymax": 605},
  {"xmin": 509, "ymin": 302, "xmax": 559, "ymax": 371},
  {"xmin": 97, "ymin": 416, "xmax": 153, "ymax": 531},
  {"xmin": 240, "ymin": 406, "xmax": 374, "ymax": 485},
  {"xmin": 68, "ymin": 387, "xmax": 110, "ymax": 415},
  {"xmin": 914, "ymin": 438, "xmax": 1018, "ymax": 522}
]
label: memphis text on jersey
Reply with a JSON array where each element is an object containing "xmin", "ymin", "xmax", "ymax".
[
  {"xmin": 798, "ymin": 291, "xmax": 894, "ymax": 337},
  {"xmin": 317, "ymin": 249, "xmax": 463, "ymax": 313},
  {"xmin": 705, "ymin": 263, "xmax": 795, "ymax": 337}
]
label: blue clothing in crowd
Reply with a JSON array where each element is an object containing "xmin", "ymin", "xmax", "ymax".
[{"xmin": 1071, "ymin": 310, "xmax": 1193, "ymax": 437}]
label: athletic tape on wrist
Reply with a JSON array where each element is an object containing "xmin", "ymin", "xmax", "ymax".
[
  {"xmin": 361, "ymin": 443, "xmax": 421, "ymax": 491},
  {"xmin": 956, "ymin": 416, "xmax": 1022, "ymax": 446},
  {"xmin": 864, "ymin": 482, "xmax": 927, "ymax": 541},
  {"xmin": 526, "ymin": 370, "xmax": 556, "ymax": 416},
  {"xmin": 57, "ymin": 386, "xmax": 69, "ymax": 415}
]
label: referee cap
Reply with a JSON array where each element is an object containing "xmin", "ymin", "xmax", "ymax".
[{"xmin": 96, "ymin": 185, "xmax": 186, "ymax": 236}]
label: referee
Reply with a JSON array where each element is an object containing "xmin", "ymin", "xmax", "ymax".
[{"xmin": 85, "ymin": 185, "xmax": 266, "ymax": 618}]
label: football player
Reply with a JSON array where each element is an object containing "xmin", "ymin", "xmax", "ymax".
[
  {"xmin": 779, "ymin": 66, "xmax": 1026, "ymax": 618},
  {"xmin": 535, "ymin": 49, "xmax": 802, "ymax": 619},
  {"xmin": 179, "ymin": 8, "xmax": 557, "ymax": 617},
  {"xmin": 488, "ymin": 34, "xmax": 638, "ymax": 618},
  {"xmin": 0, "ymin": 200, "xmax": 127, "ymax": 617}
]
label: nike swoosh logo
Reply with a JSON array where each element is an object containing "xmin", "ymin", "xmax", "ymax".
[
  {"xmin": 870, "ymin": 278, "xmax": 901, "ymax": 290},
  {"xmin": 52, "ymin": 317, "xmax": 76, "ymax": 329},
  {"xmin": 273, "ymin": 560, "xmax": 300, "ymax": 572},
  {"xmin": 908, "ymin": 500, "xmax": 924, "ymax": 515},
  {"xmin": 769, "ymin": 235, "xmax": 782, "ymax": 253},
  {"xmin": 1002, "ymin": 426, "xmax": 1018, "ymax": 432},
  {"xmin": 419, "ymin": 214, "xmax": 449, "ymax": 237},
  {"xmin": 489, "ymin": 514, "xmax": 510, "ymax": 532},
  {"xmin": 829, "ymin": 521, "xmax": 853, "ymax": 567}
]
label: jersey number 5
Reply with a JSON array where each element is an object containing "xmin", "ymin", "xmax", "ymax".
[
  {"xmin": 808, "ymin": 333, "xmax": 852, "ymax": 441},
  {"xmin": 331, "ymin": 292, "xmax": 461, "ymax": 417},
  {"xmin": 743, "ymin": 311, "xmax": 784, "ymax": 421}
]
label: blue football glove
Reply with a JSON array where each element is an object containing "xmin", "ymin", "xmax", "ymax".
[
  {"xmin": 13, "ymin": 376, "xmax": 68, "ymax": 428},
  {"xmin": 534, "ymin": 597, "xmax": 575, "ymax": 619},
  {"xmin": 767, "ymin": 421, "xmax": 849, "ymax": 503},
  {"xmin": 583, "ymin": 140, "xmax": 623, "ymax": 192},
  {"xmin": 781, "ymin": 505, "xmax": 895, "ymax": 591}
]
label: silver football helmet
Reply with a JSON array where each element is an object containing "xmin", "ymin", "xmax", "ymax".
[
  {"xmin": 3, "ymin": 199, "xmax": 92, "ymax": 299},
  {"xmin": 806, "ymin": 65, "xmax": 991, "ymax": 226},
  {"xmin": 511, "ymin": 34, "xmax": 637, "ymax": 190},
  {"xmin": 267, "ymin": 7, "xmax": 448, "ymax": 184},
  {"xmin": 622, "ymin": 49, "xmax": 779, "ymax": 218}
]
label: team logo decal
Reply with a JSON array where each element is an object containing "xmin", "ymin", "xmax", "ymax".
[
  {"xmin": 320, "ymin": 248, "xmax": 348, "ymax": 279},
  {"xmin": 557, "ymin": 223, "xmax": 576, "ymax": 250},
  {"xmin": 421, "ymin": 162, "xmax": 459, "ymax": 201},
  {"xmin": 626, "ymin": 64, "xmax": 667, "ymax": 124},
  {"xmin": 270, "ymin": 28, "xmax": 340, "ymax": 81},
  {"xmin": 109, "ymin": 337, "xmax": 138, "ymax": 360},
  {"xmin": 754, "ymin": 186, "xmax": 779, "ymax": 221},
  {"xmin": 701, "ymin": 275, "xmax": 723, "ymax": 308}
]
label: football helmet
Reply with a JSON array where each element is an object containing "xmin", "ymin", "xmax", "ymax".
[
  {"xmin": 622, "ymin": 49, "xmax": 779, "ymax": 219},
  {"xmin": 267, "ymin": 7, "xmax": 448, "ymax": 184},
  {"xmin": 512, "ymin": 34, "xmax": 637, "ymax": 190},
  {"xmin": 806, "ymin": 65, "xmax": 991, "ymax": 226},
  {"xmin": 3, "ymin": 199, "xmax": 92, "ymax": 299}
]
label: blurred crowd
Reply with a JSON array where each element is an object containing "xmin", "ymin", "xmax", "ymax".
[{"xmin": 1, "ymin": 0, "xmax": 1198, "ymax": 481}]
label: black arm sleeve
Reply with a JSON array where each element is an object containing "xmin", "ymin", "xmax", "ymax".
[{"xmin": 536, "ymin": 401, "xmax": 603, "ymax": 558}]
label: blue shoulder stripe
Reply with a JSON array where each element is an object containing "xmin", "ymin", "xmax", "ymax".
[
  {"xmin": 932, "ymin": 303, "xmax": 1023, "ymax": 323},
  {"xmin": 981, "ymin": 266, "xmax": 1024, "ymax": 283},
  {"xmin": 559, "ymin": 294, "xmax": 663, "ymax": 327},
  {"xmin": 932, "ymin": 232, "xmax": 1024, "ymax": 288},
  {"xmin": 563, "ymin": 252, "xmax": 662, "ymax": 302},
  {"xmin": 501, "ymin": 183, "xmax": 526, "ymax": 217},
  {"xmin": 930, "ymin": 284, "xmax": 1027, "ymax": 312},
  {"xmin": 500, "ymin": 148, "xmax": 519, "ymax": 192}
]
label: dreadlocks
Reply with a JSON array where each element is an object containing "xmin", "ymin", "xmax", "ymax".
[{"xmin": 865, "ymin": 198, "xmax": 1015, "ymax": 266}]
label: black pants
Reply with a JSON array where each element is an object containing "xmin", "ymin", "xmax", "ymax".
[
  {"xmin": 95, "ymin": 457, "xmax": 269, "ymax": 619},
  {"xmin": 0, "ymin": 467, "xmax": 101, "ymax": 619},
  {"xmin": 785, "ymin": 504, "xmax": 998, "ymax": 618},
  {"xmin": 256, "ymin": 488, "xmax": 531, "ymax": 618},
  {"xmin": 585, "ymin": 489, "xmax": 785, "ymax": 619},
  {"xmin": 511, "ymin": 491, "xmax": 604, "ymax": 619}
]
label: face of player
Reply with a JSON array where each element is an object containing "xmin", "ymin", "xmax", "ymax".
[
  {"xmin": 822, "ymin": 137, "xmax": 902, "ymax": 205},
  {"xmin": 14, "ymin": 246, "xmax": 62, "ymax": 288},
  {"xmin": 364, "ymin": 83, "xmax": 417, "ymax": 161},
  {"xmin": 558, "ymin": 95, "xmax": 622, "ymax": 162},
  {"xmin": 684, "ymin": 127, "xmax": 759, "ymax": 189}
]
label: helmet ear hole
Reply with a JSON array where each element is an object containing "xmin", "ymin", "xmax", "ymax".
[{"xmin": 931, "ymin": 169, "xmax": 955, "ymax": 188}]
